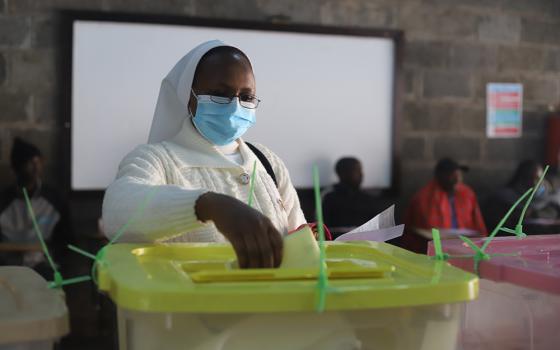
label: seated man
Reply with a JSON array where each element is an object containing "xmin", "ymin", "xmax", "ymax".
[
  {"xmin": 322, "ymin": 157, "xmax": 384, "ymax": 237},
  {"xmin": 403, "ymin": 158, "xmax": 487, "ymax": 253},
  {"xmin": 0, "ymin": 138, "xmax": 70, "ymax": 278}
]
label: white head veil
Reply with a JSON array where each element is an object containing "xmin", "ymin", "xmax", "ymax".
[{"xmin": 147, "ymin": 40, "xmax": 227, "ymax": 144}]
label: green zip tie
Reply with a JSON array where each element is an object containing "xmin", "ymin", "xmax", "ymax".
[
  {"xmin": 52, "ymin": 271, "xmax": 63, "ymax": 288},
  {"xmin": 90, "ymin": 247, "xmax": 108, "ymax": 286},
  {"xmin": 458, "ymin": 236, "xmax": 521, "ymax": 276},
  {"xmin": 431, "ymin": 228, "xmax": 449, "ymax": 260},
  {"xmin": 430, "ymin": 228, "xmax": 477, "ymax": 260},
  {"xmin": 515, "ymin": 165, "xmax": 550, "ymax": 237},
  {"xmin": 473, "ymin": 258, "xmax": 482, "ymax": 275},
  {"xmin": 108, "ymin": 187, "xmax": 159, "ymax": 246},
  {"xmin": 431, "ymin": 260, "xmax": 444, "ymax": 284},
  {"xmin": 66, "ymin": 244, "xmax": 107, "ymax": 285},
  {"xmin": 499, "ymin": 227, "xmax": 518, "ymax": 235},
  {"xmin": 67, "ymin": 187, "xmax": 159, "ymax": 286},
  {"xmin": 68, "ymin": 244, "xmax": 97, "ymax": 261},
  {"xmin": 430, "ymin": 173, "xmax": 539, "ymax": 273},
  {"xmin": 447, "ymin": 254, "xmax": 477, "ymax": 259},
  {"xmin": 460, "ymin": 236, "xmax": 490, "ymax": 261},
  {"xmin": 452, "ymin": 186, "xmax": 534, "ymax": 275},
  {"xmin": 313, "ymin": 165, "xmax": 328, "ymax": 313},
  {"xmin": 480, "ymin": 188, "xmax": 533, "ymax": 252},
  {"xmin": 443, "ymin": 253, "xmax": 517, "ymax": 260},
  {"xmin": 22, "ymin": 188, "xmax": 59, "ymax": 276},
  {"xmin": 459, "ymin": 236, "xmax": 488, "ymax": 276},
  {"xmin": 23, "ymin": 188, "xmax": 91, "ymax": 289},
  {"xmin": 247, "ymin": 160, "xmax": 257, "ymax": 208},
  {"xmin": 48, "ymin": 275, "xmax": 91, "ymax": 288}
]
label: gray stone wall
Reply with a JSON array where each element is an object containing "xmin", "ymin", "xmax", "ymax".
[{"xmin": 1, "ymin": 0, "xmax": 559, "ymax": 207}]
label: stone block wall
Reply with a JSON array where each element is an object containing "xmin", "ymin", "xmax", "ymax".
[{"xmin": 1, "ymin": 0, "xmax": 559, "ymax": 210}]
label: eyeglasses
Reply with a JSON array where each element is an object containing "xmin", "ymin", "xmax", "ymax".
[{"xmin": 192, "ymin": 89, "xmax": 261, "ymax": 109}]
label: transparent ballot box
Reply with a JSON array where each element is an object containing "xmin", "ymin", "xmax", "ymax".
[
  {"xmin": 0, "ymin": 266, "xmax": 69, "ymax": 350},
  {"xmin": 98, "ymin": 241, "xmax": 478, "ymax": 350},
  {"xmin": 428, "ymin": 235, "xmax": 560, "ymax": 350}
]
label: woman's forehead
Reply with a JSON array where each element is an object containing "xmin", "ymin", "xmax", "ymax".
[
  {"xmin": 193, "ymin": 52, "xmax": 255, "ymax": 89},
  {"xmin": 197, "ymin": 49, "xmax": 252, "ymax": 73}
]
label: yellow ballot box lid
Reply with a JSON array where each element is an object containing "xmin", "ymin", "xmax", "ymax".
[
  {"xmin": 0, "ymin": 266, "xmax": 69, "ymax": 344},
  {"xmin": 97, "ymin": 236, "xmax": 478, "ymax": 313}
]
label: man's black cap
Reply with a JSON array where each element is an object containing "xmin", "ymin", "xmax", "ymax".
[{"xmin": 435, "ymin": 157, "xmax": 469, "ymax": 175}]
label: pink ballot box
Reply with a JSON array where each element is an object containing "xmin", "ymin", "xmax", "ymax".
[{"xmin": 428, "ymin": 235, "xmax": 560, "ymax": 350}]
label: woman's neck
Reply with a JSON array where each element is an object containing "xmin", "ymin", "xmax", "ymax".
[{"xmin": 216, "ymin": 141, "xmax": 239, "ymax": 155}]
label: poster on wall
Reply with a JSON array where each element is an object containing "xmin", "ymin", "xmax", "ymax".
[{"xmin": 486, "ymin": 83, "xmax": 523, "ymax": 138}]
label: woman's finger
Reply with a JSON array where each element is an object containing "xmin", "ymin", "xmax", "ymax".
[
  {"xmin": 253, "ymin": 225, "xmax": 274, "ymax": 268},
  {"xmin": 243, "ymin": 229, "xmax": 262, "ymax": 268},
  {"xmin": 232, "ymin": 237, "xmax": 249, "ymax": 269}
]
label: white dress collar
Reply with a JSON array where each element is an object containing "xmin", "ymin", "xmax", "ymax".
[{"xmin": 165, "ymin": 118, "xmax": 257, "ymax": 169}]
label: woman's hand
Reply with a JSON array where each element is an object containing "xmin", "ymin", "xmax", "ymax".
[{"xmin": 195, "ymin": 192, "xmax": 283, "ymax": 268}]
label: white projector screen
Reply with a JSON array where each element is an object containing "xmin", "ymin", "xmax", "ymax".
[{"xmin": 71, "ymin": 18, "xmax": 397, "ymax": 190}]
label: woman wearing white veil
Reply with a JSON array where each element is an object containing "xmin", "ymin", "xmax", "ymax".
[{"xmin": 102, "ymin": 40, "xmax": 306, "ymax": 268}]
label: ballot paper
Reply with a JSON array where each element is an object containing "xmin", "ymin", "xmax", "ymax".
[
  {"xmin": 281, "ymin": 226, "xmax": 321, "ymax": 269},
  {"xmin": 335, "ymin": 224, "xmax": 404, "ymax": 242},
  {"xmin": 349, "ymin": 205, "xmax": 395, "ymax": 233},
  {"xmin": 334, "ymin": 205, "xmax": 404, "ymax": 242}
]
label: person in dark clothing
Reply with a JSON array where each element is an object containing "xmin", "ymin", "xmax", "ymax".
[
  {"xmin": 322, "ymin": 157, "xmax": 382, "ymax": 237},
  {"xmin": 483, "ymin": 160, "xmax": 559, "ymax": 234},
  {"xmin": 0, "ymin": 138, "xmax": 71, "ymax": 279}
]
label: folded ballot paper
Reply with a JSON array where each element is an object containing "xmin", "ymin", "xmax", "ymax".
[
  {"xmin": 334, "ymin": 205, "xmax": 404, "ymax": 242},
  {"xmin": 281, "ymin": 226, "xmax": 321, "ymax": 269},
  {"xmin": 279, "ymin": 206, "xmax": 403, "ymax": 270}
]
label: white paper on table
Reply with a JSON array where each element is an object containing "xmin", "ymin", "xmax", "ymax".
[
  {"xmin": 347, "ymin": 205, "xmax": 395, "ymax": 234},
  {"xmin": 334, "ymin": 224, "xmax": 404, "ymax": 242}
]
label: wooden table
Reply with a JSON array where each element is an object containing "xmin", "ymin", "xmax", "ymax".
[{"xmin": 0, "ymin": 243, "xmax": 42, "ymax": 253}]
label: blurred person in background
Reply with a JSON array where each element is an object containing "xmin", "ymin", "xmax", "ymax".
[
  {"xmin": 0, "ymin": 138, "xmax": 71, "ymax": 278},
  {"xmin": 322, "ymin": 157, "xmax": 384, "ymax": 238},
  {"xmin": 483, "ymin": 160, "xmax": 560, "ymax": 233},
  {"xmin": 402, "ymin": 158, "xmax": 487, "ymax": 253}
]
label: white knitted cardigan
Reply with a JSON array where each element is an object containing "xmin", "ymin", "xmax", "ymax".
[{"xmin": 101, "ymin": 119, "xmax": 307, "ymax": 243}]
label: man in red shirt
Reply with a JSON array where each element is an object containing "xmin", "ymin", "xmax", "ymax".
[{"xmin": 403, "ymin": 158, "xmax": 487, "ymax": 253}]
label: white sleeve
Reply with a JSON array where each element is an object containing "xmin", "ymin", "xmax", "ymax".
[
  {"xmin": 101, "ymin": 144, "xmax": 208, "ymax": 242},
  {"xmin": 252, "ymin": 143, "xmax": 307, "ymax": 230}
]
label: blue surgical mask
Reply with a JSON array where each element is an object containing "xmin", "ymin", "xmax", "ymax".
[{"xmin": 190, "ymin": 91, "xmax": 256, "ymax": 146}]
